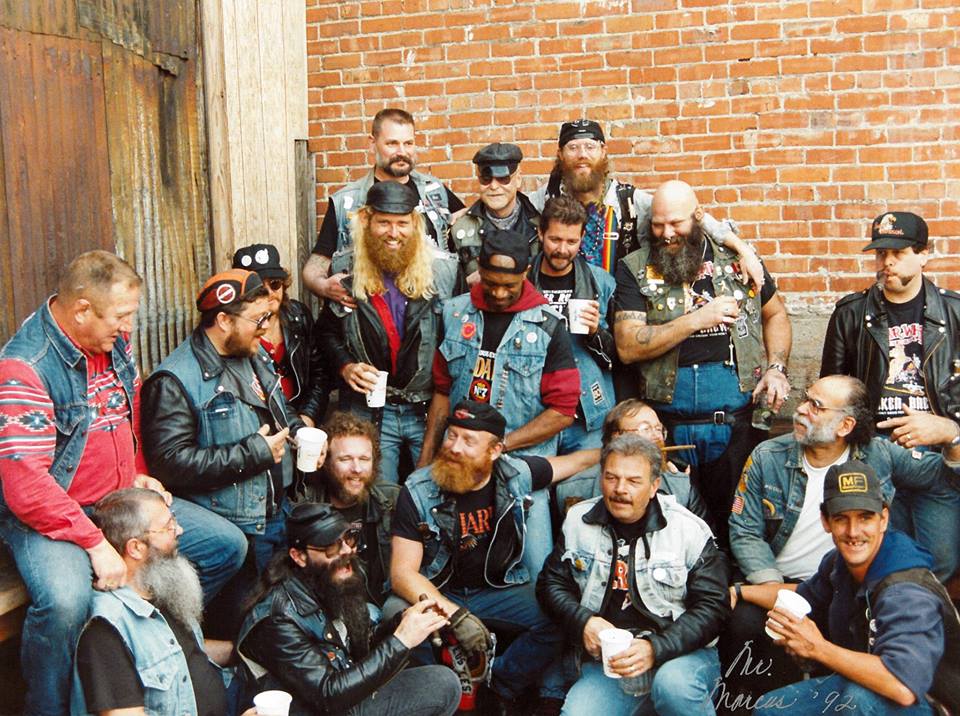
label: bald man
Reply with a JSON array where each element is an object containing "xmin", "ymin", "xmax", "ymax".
[{"xmin": 613, "ymin": 180, "xmax": 792, "ymax": 541}]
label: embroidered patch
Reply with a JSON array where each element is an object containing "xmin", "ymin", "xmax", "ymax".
[
  {"xmin": 591, "ymin": 382, "xmax": 604, "ymax": 405},
  {"xmin": 736, "ymin": 456, "xmax": 752, "ymax": 493},
  {"xmin": 838, "ymin": 472, "xmax": 868, "ymax": 493},
  {"xmin": 731, "ymin": 494, "xmax": 745, "ymax": 515},
  {"xmin": 762, "ymin": 498, "xmax": 776, "ymax": 516}
]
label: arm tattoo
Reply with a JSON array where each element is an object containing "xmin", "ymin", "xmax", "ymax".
[
  {"xmin": 634, "ymin": 326, "xmax": 654, "ymax": 345},
  {"xmin": 614, "ymin": 310, "xmax": 647, "ymax": 325}
]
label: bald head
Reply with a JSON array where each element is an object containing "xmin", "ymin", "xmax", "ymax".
[{"xmin": 651, "ymin": 181, "xmax": 702, "ymax": 224}]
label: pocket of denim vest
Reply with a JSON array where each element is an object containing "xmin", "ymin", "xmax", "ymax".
[
  {"xmin": 138, "ymin": 650, "xmax": 181, "ymax": 692},
  {"xmin": 646, "ymin": 555, "xmax": 687, "ymax": 600},
  {"xmin": 503, "ymin": 350, "xmax": 546, "ymax": 378}
]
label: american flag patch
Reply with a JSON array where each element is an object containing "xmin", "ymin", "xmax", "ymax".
[{"xmin": 731, "ymin": 495, "xmax": 745, "ymax": 515}]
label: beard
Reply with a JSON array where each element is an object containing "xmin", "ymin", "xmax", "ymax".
[
  {"xmin": 139, "ymin": 551, "xmax": 204, "ymax": 627},
  {"xmin": 304, "ymin": 554, "xmax": 371, "ymax": 659},
  {"xmin": 325, "ymin": 468, "xmax": 374, "ymax": 506},
  {"xmin": 558, "ymin": 154, "xmax": 608, "ymax": 194},
  {"xmin": 364, "ymin": 226, "xmax": 418, "ymax": 275},
  {"xmin": 650, "ymin": 220, "xmax": 705, "ymax": 285},
  {"xmin": 431, "ymin": 446, "xmax": 494, "ymax": 495},
  {"xmin": 376, "ymin": 153, "xmax": 415, "ymax": 178},
  {"xmin": 223, "ymin": 329, "xmax": 259, "ymax": 358},
  {"xmin": 794, "ymin": 411, "xmax": 844, "ymax": 447}
]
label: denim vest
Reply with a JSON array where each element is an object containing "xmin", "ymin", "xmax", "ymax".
[
  {"xmin": 404, "ymin": 455, "xmax": 534, "ymax": 588},
  {"xmin": 71, "ymin": 587, "xmax": 207, "ymax": 716},
  {"xmin": 329, "ymin": 248, "xmax": 458, "ymax": 404},
  {"xmin": 0, "ymin": 300, "xmax": 138, "ymax": 516},
  {"xmin": 561, "ymin": 495, "xmax": 713, "ymax": 623},
  {"xmin": 620, "ymin": 236, "xmax": 765, "ymax": 403},
  {"xmin": 530, "ymin": 255, "xmax": 616, "ymax": 432},
  {"xmin": 438, "ymin": 294, "xmax": 566, "ymax": 457},
  {"xmin": 331, "ymin": 170, "xmax": 452, "ymax": 252},
  {"xmin": 151, "ymin": 333, "xmax": 294, "ymax": 533}
]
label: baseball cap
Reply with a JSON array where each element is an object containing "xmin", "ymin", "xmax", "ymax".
[
  {"xmin": 196, "ymin": 269, "xmax": 265, "ymax": 312},
  {"xmin": 479, "ymin": 229, "xmax": 530, "ymax": 274},
  {"xmin": 473, "ymin": 143, "xmax": 523, "ymax": 178},
  {"xmin": 863, "ymin": 212, "xmax": 928, "ymax": 251},
  {"xmin": 231, "ymin": 244, "xmax": 288, "ymax": 280},
  {"xmin": 286, "ymin": 503, "xmax": 352, "ymax": 548},
  {"xmin": 558, "ymin": 119, "xmax": 605, "ymax": 148},
  {"xmin": 822, "ymin": 459, "xmax": 886, "ymax": 516},
  {"xmin": 447, "ymin": 400, "xmax": 507, "ymax": 440},
  {"xmin": 366, "ymin": 181, "xmax": 419, "ymax": 215}
]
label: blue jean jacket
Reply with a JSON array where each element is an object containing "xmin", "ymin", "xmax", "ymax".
[{"xmin": 728, "ymin": 433, "xmax": 956, "ymax": 583}]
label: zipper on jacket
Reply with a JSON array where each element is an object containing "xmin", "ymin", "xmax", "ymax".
[{"xmin": 484, "ymin": 497, "xmax": 522, "ymax": 589}]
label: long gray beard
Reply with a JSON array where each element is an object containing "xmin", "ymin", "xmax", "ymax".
[
  {"xmin": 138, "ymin": 554, "xmax": 204, "ymax": 627},
  {"xmin": 794, "ymin": 412, "xmax": 844, "ymax": 447}
]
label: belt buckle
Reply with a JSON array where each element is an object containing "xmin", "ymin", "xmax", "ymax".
[{"xmin": 712, "ymin": 410, "xmax": 726, "ymax": 426}]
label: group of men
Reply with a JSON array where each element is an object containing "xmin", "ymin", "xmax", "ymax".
[{"xmin": 1, "ymin": 106, "xmax": 959, "ymax": 716}]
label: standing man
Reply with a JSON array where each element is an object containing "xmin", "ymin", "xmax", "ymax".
[
  {"xmin": 741, "ymin": 461, "xmax": 960, "ymax": 714},
  {"xmin": 420, "ymin": 229, "xmax": 581, "ymax": 575},
  {"xmin": 614, "ymin": 180, "xmax": 792, "ymax": 536},
  {"xmin": 530, "ymin": 195, "xmax": 616, "ymax": 453},
  {"xmin": 303, "ymin": 108, "xmax": 464, "ymax": 308},
  {"xmin": 0, "ymin": 251, "xmax": 245, "ymax": 716},
  {"xmin": 537, "ymin": 434, "xmax": 729, "ymax": 716},
  {"xmin": 449, "ymin": 142, "xmax": 541, "ymax": 282},
  {"xmin": 821, "ymin": 211, "xmax": 960, "ymax": 580},
  {"xmin": 142, "ymin": 269, "xmax": 302, "ymax": 575},
  {"xmin": 317, "ymin": 181, "xmax": 459, "ymax": 484}
]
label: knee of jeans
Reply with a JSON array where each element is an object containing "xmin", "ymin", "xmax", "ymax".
[
  {"xmin": 652, "ymin": 658, "xmax": 710, "ymax": 704},
  {"xmin": 431, "ymin": 665, "xmax": 462, "ymax": 710},
  {"xmin": 30, "ymin": 584, "xmax": 91, "ymax": 631}
]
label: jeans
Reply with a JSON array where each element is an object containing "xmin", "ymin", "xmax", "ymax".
[
  {"xmin": 754, "ymin": 675, "xmax": 932, "ymax": 716},
  {"xmin": 523, "ymin": 488, "xmax": 553, "ymax": 581},
  {"xmin": 342, "ymin": 400, "xmax": 426, "ymax": 485},
  {"xmin": 557, "ymin": 417, "xmax": 602, "ymax": 455},
  {"xmin": 562, "ymin": 647, "xmax": 721, "ymax": 716},
  {"xmin": 0, "ymin": 496, "xmax": 246, "ymax": 716},
  {"xmin": 355, "ymin": 665, "xmax": 461, "ymax": 716},
  {"xmin": 251, "ymin": 500, "xmax": 289, "ymax": 573}
]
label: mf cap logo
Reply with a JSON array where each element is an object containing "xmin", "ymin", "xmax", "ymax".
[{"xmin": 838, "ymin": 472, "xmax": 868, "ymax": 493}]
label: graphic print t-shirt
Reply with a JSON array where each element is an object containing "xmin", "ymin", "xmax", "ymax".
[
  {"xmin": 599, "ymin": 518, "xmax": 657, "ymax": 634},
  {"xmin": 467, "ymin": 312, "xmax": 513, "ymax": 403},
  {"xmin": 538, "ymin": 271, "xmax": 575, "ymax": 328},
  {"xmin": 877, "ymin": 291, "xmax": 928, "ymax": 421}
]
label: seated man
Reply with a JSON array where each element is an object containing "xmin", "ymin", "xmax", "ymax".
[
  {"xmin": 741, "ymin": 460, "xmax": 959, "ymax": 715},
  {"xmin": 554, "ymin": 398, "xmax": 709, "ymax": 523},
  {"xmin": 74, "ymin": 488, "xmax": 232, "ymax": 716},
  {"xmin": 299, "ymin": 411, "xmax": 399, "ymax": 607},
  {"xmin": 537, "ymin": 434, "xmax": 729, "ymax": 716},
  {"xmin": 389, "ymin": 401, "xmax": 597, "ymax": 712},
  {"xmin": 238, "ymin": 503, "xmax": 460, "ymax": 716}
]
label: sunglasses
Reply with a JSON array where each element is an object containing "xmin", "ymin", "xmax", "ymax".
[
  {"xmin": 306, "ymin": 528, "xmax": 362, "ymax": 558},
  {"xmin": 265, "ymin": 279, "xmax": 287, "ymax": 293},
  {"xmin": 478, "ymin": 172, "xmax": 515, "ymax": 186},
  {"xmin": 236, "ymin": 311, "xmax": 273, "ymax": 331},
  {"xmin": 800, "ymin": 392, "xmax": 845, "ymax": 415}
]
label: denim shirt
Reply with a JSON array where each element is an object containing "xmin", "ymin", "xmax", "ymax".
[
  {"xmin": 71, "ymin": 587, "xmax": 211, "ymax": 716},
  {"xmin": 331, "ymin": 170, "xmax": 452, "ymax": 252},
  {"xmin": 403, "ymin": 454, "xmax": 534, "ymax": 588},
  {"xmin": 0, "ymin": 300, "xmax": 138, "ymax": 515},
  {"xmin": 728, "ymin": 434, "xmax": 955, "ymax": 584},
  {"xmin": 530, "ymin": 255, "xmax": 616, "ymax": 432},
  {"xmin": 438, "ymin": 294, "xmax": 566, "ymax": 457}
]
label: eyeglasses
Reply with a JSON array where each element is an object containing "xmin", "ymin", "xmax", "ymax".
[
  {"xmin": 478, "ymin": 172, "xmax": 515, "ymax": 186},
  {"xmin": 306, "ymin": 528, "xmax": 361, "ymax": 558},
  {"xmin": 800, "ymin": 392, "xmax": 845, "ymax": 415},
  {"xmin": 235, "ymin": 311, "xmax": 273, "ymax": 331},
  {"xmin": 265, "ymin": 279, "xmax": 287, "ymax": 293},
  {"xmin": 616, "ymin": 423, "xmax": 667, "ymax": 440},
  {"xmin": 143, "ymin": 516, "xmax": 179, "ymax": 536},
  {"xmin": 562, "ymin": 140, "xmax": 604, "ymax": 156}
]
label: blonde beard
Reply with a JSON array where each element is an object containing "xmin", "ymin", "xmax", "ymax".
[{"xmin": 431, "ymin": 449, "xmax": 494, "ymax": 494}]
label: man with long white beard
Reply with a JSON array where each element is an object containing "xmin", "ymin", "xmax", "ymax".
[
  {"xmin": 74, "ymin": 488, "xmax": 233, "ymax": 716},
  {"xmin": 722, "ymin": 375, "xmax": 960, "ymax": 705}
]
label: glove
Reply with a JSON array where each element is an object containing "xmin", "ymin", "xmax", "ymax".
[{"xmin": 448, "ymin": 607, "xmax": 493, "ymax": 657}]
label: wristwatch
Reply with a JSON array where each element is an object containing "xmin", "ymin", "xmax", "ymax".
[
  {"xmin": 766, "ymin": 363, "xmax": 788, "ymax": 377},
  {"xmin": 949, "ymin": 423, "xmax": 960, "ymax": 447}
]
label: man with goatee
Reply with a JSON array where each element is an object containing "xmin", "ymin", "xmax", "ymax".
[
  {"xmin": 74, "ymin": 488, "xmax": 233, "ymax": 716},
  {"xmin": 390, "ymin": 401, "xmax": 597, "ymax": 714},
  {"xmin": 318, "ymin": 181, "xmax": 458, "ymax": 484},
  {"xmin": 614, "ymin": 180, "xmax": 792, "ymax": 539},
  {"xmin": 238, "ymin": 503, "xmax": 460, "ymax": 716}
]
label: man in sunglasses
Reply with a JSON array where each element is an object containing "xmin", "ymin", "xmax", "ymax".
[
  {"xmin": 143, "ymin": 269, "xmax": 304, "ymax": 580},
  {"xmin": 238, "ymin": 502, "xmax": 461, "ymax": 716},
  {"xmin": 723, "ymin": 374, "xmax": 960, "ymax": 703},
  {"xmin": 448, "ymin": 142, "xmax": 541, "ymax": 285}
]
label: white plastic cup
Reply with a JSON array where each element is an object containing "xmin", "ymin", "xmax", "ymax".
[
  {"xmin": 253, "ymin": 689, "xmax": 293, "ymax": 716},
  {"xmin": 766, "ymin": 589, "xmax": 812, "ymax": 640},
  {"xmin": 568, "ymin": 298, "xmax": 593, "ymax": 335},
  {"xmin": 599, "ymin": 627, "xmax": 633, "ymax": 678},
  {"xmin": 366, "ymin": 370, "xmax": 388, "ymax": 408},
  {"xmin": 295, "ymin": 427, "xmax": 327, "ymax": 472}
]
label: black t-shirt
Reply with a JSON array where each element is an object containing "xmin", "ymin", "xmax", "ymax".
[
  {"xmin": 467, "ymin": 311, "xmax": 515, "ymax": 404},
  {"xmin": 392, "ymin": 456, "xmax": 553, "ymax": 589},
  {"xmin": 537, "ymin": 271, "xmax": 576, "ymax": 328},
  {"xmin": 313, "ymin": 183, "xmax": 465, "ymax": 257},
  {"xmin": 335, "ymin": 500, "xmax": 386, "ymax": 604},
  {"xmin": 614, "ymin": 243, "xmax": 776, "ymax": 366},
  {"xmin": 878, "ymin": 290, "xmax": 928, "ymax": 421},
  {"xmin": 599, "ymin": 519, "xmax": 658, "ymax": 634},
  {"xmin": 76, "ymin": 610, "xmax": 227, "ymax": 716}
]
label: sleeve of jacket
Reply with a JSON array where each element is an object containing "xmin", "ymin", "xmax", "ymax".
[
  {"xmin": 647, "ymin": 540, "xmax": 731, "ymax": 666},
  {"xmin": 583, "ymin": 324, "xmax": 615, "ymax": 371},
  {"xmin": 295, "ymin": 306, "xmax": 329, "ymax": 423},
  {"xmin": 316, "ymin": 301, "xmax": 356, "ymax": 373},
  {"xmin": 242, "ymin": 616, "xmax": 411, "ymax": 713},
  {"xmin": 728, "ymin": 452, "xmax": 783, "ymax": 584},
  {"xmin": 819, "ymin": 305, "xmax": 849, "ymax": 378},
  {"xmin": 536, "ymin": 533, "xmax": 595, "ymax": 645},
  {"xmin": 140, "ymin": 374, "xmax": 275, "ymax": 491}
]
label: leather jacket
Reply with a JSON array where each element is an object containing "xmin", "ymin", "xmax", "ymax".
[
  {"xmin": 281, "ymin": 299, "xmax": 328, "ymax": 424},
  {"xmin": 238, "ymin": 575, "xmax": 408, "ymax": 716},
  {"xmin": 821, "ymin": 278, "xmax": 960, "ymax": 425},
  {"xmin": 448, "ymin": 193, "xmax": 541, "ymax": 278}
]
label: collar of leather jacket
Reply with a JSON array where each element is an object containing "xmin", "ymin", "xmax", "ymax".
[{"xmin": 582, "ymin": 493, "xmax": 667, "ymax": 533}]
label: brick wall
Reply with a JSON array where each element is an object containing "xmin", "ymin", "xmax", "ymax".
[{"xmin": 304, "ymin": 0, "xmax": 960, "ymax": 328}]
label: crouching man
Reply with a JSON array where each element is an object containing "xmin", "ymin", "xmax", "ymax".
[
  {"xmin": 238, "ymin": 503, "xmax": 460, "ymax": 716},
  {"xmin": 537, "ymin": 434, "xmax": 730, "ymax": 716}
]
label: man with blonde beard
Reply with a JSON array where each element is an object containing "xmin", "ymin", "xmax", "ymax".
[
  {"xmin": 390, "ymin": 401, "xmax": 598, "ymax": 714},
  {"xmin": 318, "ymin": 181, "xmax": 458, "ymax": 484}
]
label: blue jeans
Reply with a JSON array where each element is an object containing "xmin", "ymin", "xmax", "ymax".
[
  {"xmin": 754, "ymin": 675, "xmax": 932, "ymax": 716},
  {"xmin": 523, "ymin": 488, "xmax": 553, "ymax": 581},
  {"xmin": 341, "ymin": 400, "xmax": 426, "ymax": 485},
  {"xmin": 558, "ymin": 418, "xmax": 602, "ymax": 455},
  {"xmin": 0, "ymin": 496, "xmax": 246, "ymax": 716},
  {"xmin": 562, "ymin": 647, "xmax": 721, "ymax": 716},
  {"xmin": 251, "ymin": 499, "xmax": 289, "ymax": 573}
]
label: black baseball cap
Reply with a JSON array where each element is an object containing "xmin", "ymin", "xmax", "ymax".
[
  {"xmin": 447, "ymin": 400, "xmax": 507, "ymax": 440},
  {"xmin": 287, "ymin": 503, "xmax": 352, "ymax": 548},
  {"xmin": 473, "ymin": 143, "xmax": 523, "ymax": 178},
  {"xmin": 558, "ymin": 119, "xmax": 605, "ymax": 148},
  {"xmin": 232, "ymin": 244, "xmax": 288, "ymax": 280},
  {"xmin": 822, "ymin": 460, "xmax": 886, "ymax": 516},
  {"xmin": 366, "ymin": 181, "xmax": 419, "ymax": 215},
  {"xmin": 479, "ymin": 229, "xmax": 530, "ymax": 274},
  {"xmin": 863, "ymin": 212, "xmax": 928, "ymax": 251}
]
